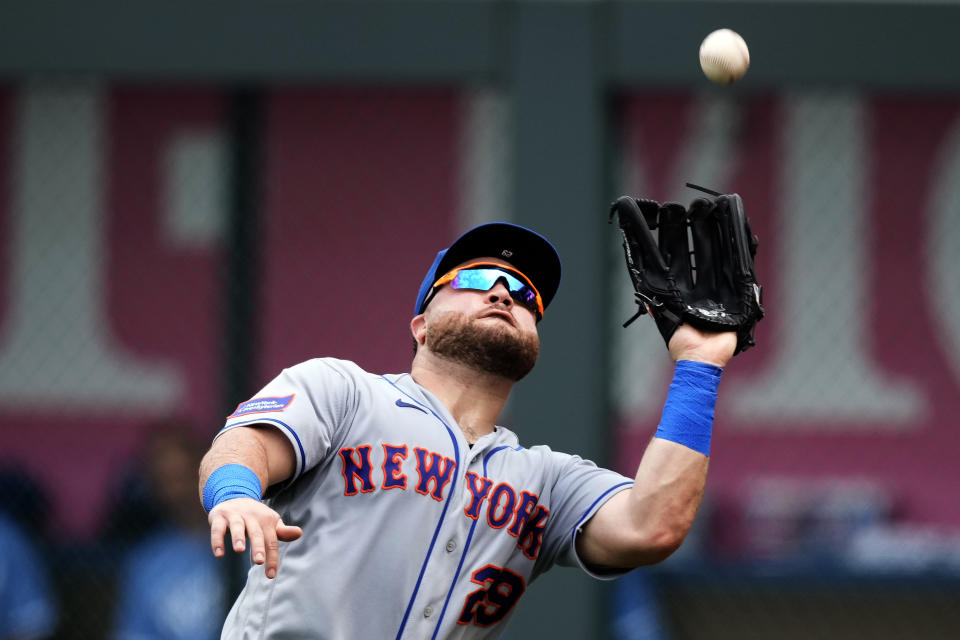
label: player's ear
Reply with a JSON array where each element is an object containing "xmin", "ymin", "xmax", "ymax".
[{"xmin": 410, "ymin": 314, "xmax": 427, "ymax": 348}]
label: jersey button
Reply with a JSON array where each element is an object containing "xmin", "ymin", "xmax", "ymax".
[
  {"xmin": 423, "ymin": 606, "xmax": 433, "ymax": 618},
  {"xmin": 445, "ymin": 539, "xmax": 457, "ymax": 552}
]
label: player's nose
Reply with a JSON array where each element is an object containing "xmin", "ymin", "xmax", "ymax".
[{"xmin": 486, "ymin": 280, "xmax": 513, "ymax": 307}]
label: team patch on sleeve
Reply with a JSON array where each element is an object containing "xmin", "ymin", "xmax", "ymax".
[{"xmin": 228, "ymin": 394, "xmax": 295, "ymax": 418}]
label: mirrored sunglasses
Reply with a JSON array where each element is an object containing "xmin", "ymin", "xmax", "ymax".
[{"xmin": 428, "ymin": 262, "xmax": 544, "ymax": 317}]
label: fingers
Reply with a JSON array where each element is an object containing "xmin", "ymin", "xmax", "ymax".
[
  {"xmin": 276, "ymin": 519, "xmax": 304, "ymax": 542},
  {"xmin": 256, "ymin": 518, "xmax": 301, "ymax": 579},
  {"xmin": 209, "ymin": 512, "xmax": 228, "ymax": 558},
  {"xmin": 245, "ymin": 517, "xmax": 266, "ymax": 566},
  {"xmin": 208, "ymin": 501, "xmax": 300, "ymax": 580},
  {"xmin": 229, "ymin": 514, "xmax": 247, "ymax": 553}
]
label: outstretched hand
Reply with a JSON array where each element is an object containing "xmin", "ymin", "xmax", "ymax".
[
  {"xmin": 668, "ymin": 324, "xmax": 737, "ymax": 368},
  {"xmin": 208, "ymin": 498, "xmax": 303, "ymax": 579}
]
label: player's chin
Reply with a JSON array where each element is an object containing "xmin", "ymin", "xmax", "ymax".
[{"xmin": 431, "ymin": 313, "xmax": 540, "ymax": 380}]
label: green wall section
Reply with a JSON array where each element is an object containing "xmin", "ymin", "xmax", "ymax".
[{"xmin": 1, "ymin": 2, "xmax": 957, "ymax": 89}]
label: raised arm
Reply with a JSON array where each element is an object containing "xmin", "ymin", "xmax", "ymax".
[
  {"xmin": 576, "ymin": 325, "xmax": 736, "ymax": 569},
  {"xmin": 198, "ymin": 426, "xmax": 302, "ymax": 578}
]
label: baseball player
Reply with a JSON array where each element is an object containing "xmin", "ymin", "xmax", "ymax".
[{"xmin": 200, "ymin": 212, "xmax": 756, "ymax": 638}]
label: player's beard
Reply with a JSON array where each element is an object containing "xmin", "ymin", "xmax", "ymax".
[{"xmin": 426, "ymin": 312, "xmax": 539, "ymax": 381}]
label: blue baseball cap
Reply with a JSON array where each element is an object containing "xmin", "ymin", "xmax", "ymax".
[{"xmin": 414, "ymin": 222, "xmax": 562, "ymax": 316}]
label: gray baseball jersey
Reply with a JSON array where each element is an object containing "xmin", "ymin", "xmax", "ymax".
[{"xmin": 217, "ymin": 357, "xmax": 633, "ymax": 639}]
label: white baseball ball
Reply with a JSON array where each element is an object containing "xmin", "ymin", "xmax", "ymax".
[{"xmin": 699, "ymin": 28, "xmax": 750, "ymax": 84}]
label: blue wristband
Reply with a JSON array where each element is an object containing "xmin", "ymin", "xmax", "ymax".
[
  {"xmin": 654, "ymin": 360, "xmax": 723, "ymax": 456},
  {"xmin": 202, "ymin": 464, "xmax": 262, "ymax": 513}
]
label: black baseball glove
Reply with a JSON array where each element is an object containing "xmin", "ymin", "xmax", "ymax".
[{"xmin": 608, "ymin": 184, "xmax": 764, "ymax": 355}]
